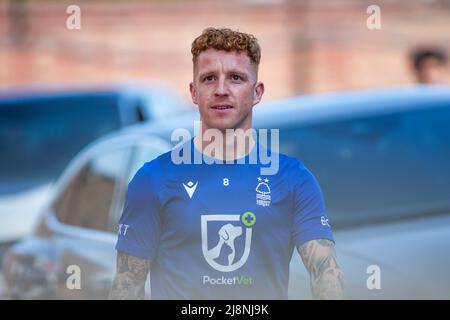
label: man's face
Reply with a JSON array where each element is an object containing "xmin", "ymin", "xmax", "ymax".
[
  {"xmin": 190, "ymin": 48, "xmax": 264, "ymax": 132},
  {"xmin": 417, "ymin": 58, "xmax": 448, "ymax": 84}
]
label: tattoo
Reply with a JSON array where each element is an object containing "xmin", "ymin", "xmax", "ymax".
[
  {"xmin": 108, "ymin": 252, "xmax": 151, "ymax": 300},
  {"xmin": 298, "ymin": 239, "xmax": 344, "ymax": 300}
]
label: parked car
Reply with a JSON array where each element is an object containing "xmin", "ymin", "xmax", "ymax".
[
  {"xmin": 2, "ymin": 86, "xmax": 450, "ymax": 299},
  {"xmin": 0, "ymin": 82, "xmax": 188, "ymax": 249}
]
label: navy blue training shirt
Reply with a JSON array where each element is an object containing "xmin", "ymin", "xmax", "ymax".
[{"xmin": 115, "ymin": 139, "xmax": 334, "ymax": 299}]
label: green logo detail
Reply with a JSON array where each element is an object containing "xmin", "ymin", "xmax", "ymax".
[{"xmin": 241, "ymin": 211, "xmax": 256, "ymax": 227}]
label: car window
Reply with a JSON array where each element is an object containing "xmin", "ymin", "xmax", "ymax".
[
  {"xmin": 126, "ymin": 143, "xmax": 169, "ymax": 184},
  {"xmin": 142, "ymin": 89, "xmax": 186, "ymax": 120},
  {"xmin": 53, "ymin": 146, "xmax": 130, "ymax": 232},
  {"xmin": 0, "ymin": 94, "xmax": 121, "ymax": 184},
  {"xmin": 108, "ymin": 140, "xmax": 170, "ymax": 226},
  {"xmin": 279, "ymin": 104, "xmax": 450, "ymax": 228}
]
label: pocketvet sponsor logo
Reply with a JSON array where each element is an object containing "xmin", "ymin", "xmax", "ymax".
[
  {"xmin": 203, "ymin": 275, "xmax": 253, "ymax": 286},
  {"xmin": 200, "ymin": 213, "xmax": 256, "ymax": 286},
  {"xmin": 201, "ymin": 213, "xmax": 255, "ymax": 272}
]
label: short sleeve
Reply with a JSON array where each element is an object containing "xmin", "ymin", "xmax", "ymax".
[
  {"xmin": 115, "ymin": 161, "xmax": 162, "ymax": 260},
  {"xmin": 291, "ymin": 162, "xmax": 334, "ymax": 247}
]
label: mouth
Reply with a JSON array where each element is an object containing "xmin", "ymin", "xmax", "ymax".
[{"xmin": 211, "ymin": 105, "xmax": 233, "ymax": 110}]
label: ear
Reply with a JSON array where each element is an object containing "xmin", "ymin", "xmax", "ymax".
[
  {"xmin": 252, "ymin": 81, "xmax": 265, "ymax": 106},
  {"xmin": 189, "ymin": 82, "xmax": 198, "ymax": 105}
]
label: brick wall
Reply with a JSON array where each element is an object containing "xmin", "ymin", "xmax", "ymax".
[{"xmin": 1, "ymin": 0, "xmax": 449, "ymax": 101}]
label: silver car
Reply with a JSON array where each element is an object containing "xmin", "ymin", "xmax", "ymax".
[
  {"xmin": 3, "ymin": 86, "xmax": 450, "ymax": 299},
  {"xmin": 0, "ymin": 81, "xmax": 188, "ymax": 248}
]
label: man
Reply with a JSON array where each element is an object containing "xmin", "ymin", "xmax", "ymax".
[
  {"xmin": 109, "ymin": 28, "xmax": 344, "ymax": 300},
  {"xmin": 409, "ymin": 47, "xmax": 448, "ymax": 85}
]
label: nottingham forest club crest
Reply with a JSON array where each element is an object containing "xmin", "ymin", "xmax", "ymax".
[{"xmin": 256, "ymin": 177, "xmax": 271, "ymax": 207}]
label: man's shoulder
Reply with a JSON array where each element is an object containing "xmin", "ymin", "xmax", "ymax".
[
  {"xmin": 278, "ymin": 151, "xmax": 301, "ymax": 166},
  {"xmin": 264, "ymin": 148, "xmax": 317, "ymax": 185},
  {"xmin": 137, "ymin": 148, "xmax": 172, "ymax": 174},
  {"xmin": 265, "ymin": 147, "xmax": 305, "ymax": 170}
]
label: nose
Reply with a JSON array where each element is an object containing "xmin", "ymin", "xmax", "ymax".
[{"xmin": 214, "ymin": 76, "xmax": 229, "ymax": 96}]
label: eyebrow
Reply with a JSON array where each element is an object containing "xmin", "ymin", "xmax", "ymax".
[
  {"xmin": 198, "ymin": 71, "xmax": 215, "ymax": 79},
  {"xmin": 229, "ymin": 71, "xmax": 248, "ymax": 79},
  {"xmin": 198, "ymin": 70, "xmax": 249, "ymax": 80}
]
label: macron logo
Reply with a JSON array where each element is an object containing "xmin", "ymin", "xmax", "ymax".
[{"xmin": 183, "ymin": 181, "xmax": 198, "ymax": 199}]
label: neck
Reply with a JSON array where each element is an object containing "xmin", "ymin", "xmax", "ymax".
[{"xmin": 194, "ymin": 126, "xmax": 256, "ymax": 161}]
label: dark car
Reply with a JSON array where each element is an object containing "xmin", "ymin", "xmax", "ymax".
[
  {"xmin": 2, "ymin": 86, "xmax": 450, "ymax": 299},
  {"xmin": 0, "ymin": 82, "xmax": 188, "ymax": 246}
]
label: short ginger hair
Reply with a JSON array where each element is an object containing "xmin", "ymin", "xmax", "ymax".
[{"xmin": 191, "ymin": 27, "xmax": 261, "ymax": 67}]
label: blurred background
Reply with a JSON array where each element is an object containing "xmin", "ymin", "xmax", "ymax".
[{"xmin": 1, "ymin": 0, "xmax": 449, "ymax": 99}]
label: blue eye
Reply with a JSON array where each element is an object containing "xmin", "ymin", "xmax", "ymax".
[{"xmin": 232, "ymin": 75, "xmax": 241, "ymax": 81}]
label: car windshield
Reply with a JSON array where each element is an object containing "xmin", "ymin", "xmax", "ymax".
[
  {"xmin": 0, "ymin": 93, "xmax": 121, "ymax": 186},
  {"xmin": 279, "ymin": 103, "xmax": 450, "ymax": 228}
]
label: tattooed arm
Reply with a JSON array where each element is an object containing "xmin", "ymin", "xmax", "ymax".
[
  {"xmin": 108, "ymin": 251, "xmax": 151, "ymax": 300},
  {"xmin": 298, "ymin": 239, "xmax": 344, "ymax": 300}
]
